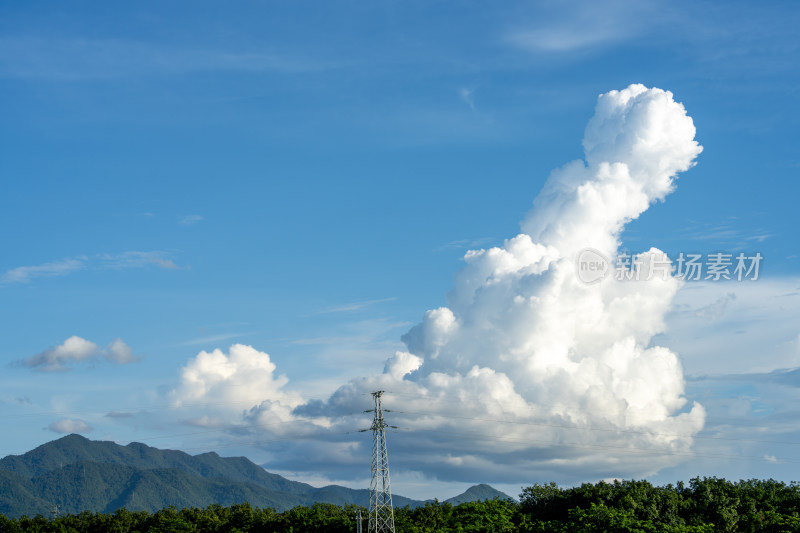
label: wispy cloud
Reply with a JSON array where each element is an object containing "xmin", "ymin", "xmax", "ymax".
[
  {"xmin": 1, "ymin": 250, "xmax": 181, "ymax": 286},
  {"xmin": 290, "ymin": 336, "xmax": 366, "ymax": 346},
  {"xmin": 0, "ymin": 258, "xmax": 85, "ymax": 284},
  {"xmin": 459, "ymin": 88, "xmax": 476, "ymax": 110},
  {"xmin": 664, "ymin": 279, "xmax": 800, "ymax": 376},
  {"xmin": 105, "ymin": 411, "xmax": 135, "ymax": 419},
  {"xmin": 179, "ymin": 332, "xmax": 249, "ymax": 347},
  {"xmin": 695, "ymin": 292, "xmax": 737, "ymax": 320},
  {"xmin": 433, "ymin": 237, "xmax": 495, "ymax": 253},
  {"xmin": 179, "ymin": 214, "xmax": 204, "ymax": 226},
  {"xmin": 0, "ymin": 37, "xmax": 341, "ymax": 81},
  {"xmin": 313, "ymin": 297, "xmax": 397, "ymax": 315},
  {"xmin": 677, "ymin": 219, "xmax": 771, "ymax": 248},
  {"xmin": 100, "ymin": 251, "xmax": 179, "ymax": 270},
  {"xmin": 506, "ymin": 0, "xmax": 658, "ymax": 53}
]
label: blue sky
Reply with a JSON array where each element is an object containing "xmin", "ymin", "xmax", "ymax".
[{"xmin": 1, "ymin": 0, "xmax": 800, "ymax": 500}]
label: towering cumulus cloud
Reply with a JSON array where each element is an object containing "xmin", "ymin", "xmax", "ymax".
[
  {"xmin": 179, "ymin": 85, "xmax": 705, "ymax": 483},
  {"xmin": 295, "ymin": 84, "xmax": 705, "ymax": 482}
]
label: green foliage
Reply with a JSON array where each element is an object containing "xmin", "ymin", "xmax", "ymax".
[
  {"xmin": 516, "ymin": 477, "xmax": 800, "ymax": 533},
  {"xmin": 1, "ymin": 481, "xmax": 800, "ymax": 533},
  {"xmin": 394, "ymin": 498, "xmax": 516, "ymax": 533},
  {"xmin": 681, "ymin": 477, "xmax": 800, "ymax": 533},
  {"xmin": 449, "ymin": 498, "xmax": 516, "ymax": 532}
]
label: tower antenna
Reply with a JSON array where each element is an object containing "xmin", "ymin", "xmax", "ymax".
[{"xmin": 364, "ymin": 391, "xmax": 395, "ymax": 533}]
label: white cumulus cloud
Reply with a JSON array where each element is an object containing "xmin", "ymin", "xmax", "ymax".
[{"xmin": 170, "ymin": 344, "xmax": 302, "ymax": 429}]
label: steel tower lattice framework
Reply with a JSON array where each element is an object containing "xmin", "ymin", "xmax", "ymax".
[{"xmin": 367, "ymin": 391, "xmax": 395, "ymax": 533}]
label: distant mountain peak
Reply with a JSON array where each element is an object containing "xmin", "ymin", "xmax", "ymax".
[
  {"xmin": 445, "ymin": 484, "xmax": 513, "ymax": 505},
  {"xmin": 51, "ymin": 433, "xmax": 91, "ymax": 445}
]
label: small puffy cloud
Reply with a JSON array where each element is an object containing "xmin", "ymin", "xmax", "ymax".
[
  {"xmin": 48, "ymin": 419, "xmax": 92, "ymax": 434},
  {"xmin": 23, "ymin": 336, "xmax": 99, "ymax": 371},
  {"xmin": 20, "ymin": 336, "xmax": 140, "ymax": 372},
  {"xmin": 0, "ymin": 258, "xmax": 85, "ymax": 284},
  {"xmin": 105, "ymin": 338, "xmax": 139, "ymax": 364},
  {"xmin": 179, "ymin": 214, "xmax": 204, "ymax": 226}
]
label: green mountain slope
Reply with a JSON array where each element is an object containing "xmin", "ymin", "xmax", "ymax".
[
  {"xmin": 0, "ymin": 434, "xmax": 313, "ymax": 496},
  {"xmin": 0, "ymin": 435, "xmax": 508, "ymax": 518},
  {"xmin": 0, "ymin": 469, "xmax": 49, "ymax": 518}
]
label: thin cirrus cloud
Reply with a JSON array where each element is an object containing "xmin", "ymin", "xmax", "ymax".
[
  {"xmin": 0, "ymin": 258, "xmax": 85, "ymax": 284},
  {"xmin": 314, "ymin": 297, "xmax": 397, "ymax": 315},
  {"xmin": 179, "ymin": 214, "xmax": 204, "ymax": 226},
  {"xmin": 178, "ymin": 332, "xmax": 249, "ymax": 347},
  {"xmin": 105, "ymin": 411, "xmax": 135, "ymax": 419},
  {"xmin": 20, "ymin": 336, "xmax": 140, "ymax": 372},
  {"xmin": 100, "ymin": 251, "xmax": 179, "ymax": 270},
  {"xmin": 459, "ymin": 88, "xmax": 476, "ymax": 110},
  {"xmin": 0, "ymin": 37, "xmax": 339, "ymax": 81},
  {"xmin": 0, "ymin": 250, "xmax": 180, "ymax": 286},
  {"xmin": 662, "ymin": 279, "xmax": 800, "ymax": 376},
  {"xmin": 506, "ymin": 0, "xmax": 659, "ymax": 53},
  {"xmin": 433, "ymin": 237, "xmax": 495, "ymax": 253},
  {"xmin": 508, "ymin": 22, "xmax": 631, "ymax": 52}
]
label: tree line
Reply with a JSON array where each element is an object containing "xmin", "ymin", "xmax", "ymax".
[{"xmin": 2, "ymin": 477, "xmax": 800, "ymax": 532}]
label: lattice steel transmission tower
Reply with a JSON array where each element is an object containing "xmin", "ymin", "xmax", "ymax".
[{"xmin": 365, "ymin": 391, "xmax": 395, "ymax": 533}]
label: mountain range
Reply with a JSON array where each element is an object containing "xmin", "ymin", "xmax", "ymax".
[{"xmin": 0, "ymin": 434, "xmax": 511, "ymax": 518}]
